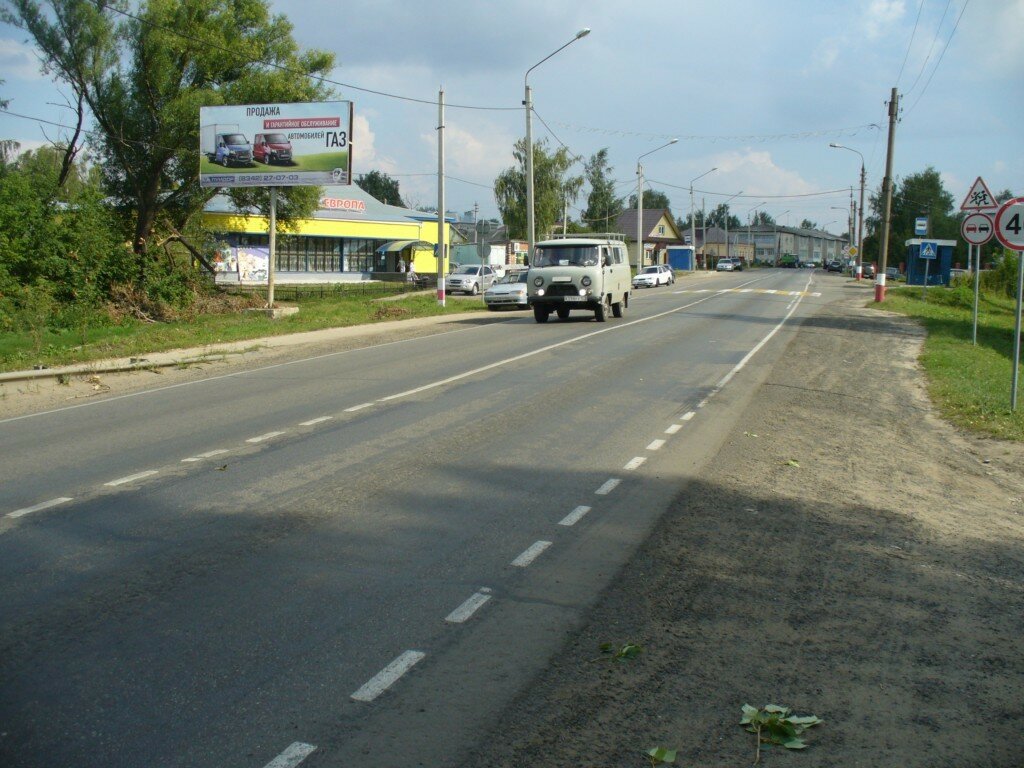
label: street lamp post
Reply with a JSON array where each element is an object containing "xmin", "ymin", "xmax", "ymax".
[
  {"xmin": 690, "ymin": 167, "xmax": 716, "ymax": 271},
  {"xmin": 525, "ymin": 29, "xmax": 590, "ymax": 261},
  {"xmin": 722, "ymin": 190, "xmax": 743, "ymax": 263},
  {"xmin": 635, "ymin": 139, "xmax": 678, "ymax": 273},
  {"xmin": 829, "ymin": 143, "xmax": 866, "ymax": 280}
]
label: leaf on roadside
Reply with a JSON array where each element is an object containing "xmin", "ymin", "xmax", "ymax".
[
  {"xmin": 645, "ymin": 746, "xmax": 677, "ymax": 764},
  {"xmin": 784, "ymin": 459, "xmax": 800, "ymax": 467},
  {"xmin": 743, "ymin": 431, "xmax": 759, "ymax": 438}
]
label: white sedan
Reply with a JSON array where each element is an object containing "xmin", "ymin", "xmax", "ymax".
[
  {"xmin": 632, "ymin": 264, "xmax": 674, "ymax": 288},
  {"xmin": 484, "ymin": 270, "xmax": 530, "ymax": 310}
]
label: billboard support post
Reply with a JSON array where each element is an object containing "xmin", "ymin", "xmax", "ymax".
[{"xmin": 267, "ymin": 187, "xmax": 277, "ymax": 309}]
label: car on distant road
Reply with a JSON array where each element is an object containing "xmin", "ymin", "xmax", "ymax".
[
  {"xmin": 484, "ymin": 270, "xmax": 529, "ymax": 310},
  {"xmin": 885, "ymin": 267, "xmax": 900, "ymax": 280},
  {"xmin": 826, "ymin": 260, "xmax": 843, "ymax": 273},
  {"xmin": 862, "ymin": 263, "xmax": 876, "ymax": 279},
  {"xmin": 447, "ymin": 264, "xmax": 496, "ymax": 295},
  {"xmin": 716, "ymin": 257, "xmax": 742, "ymax": 272},
  {"xmin": 632, "ymin": 264, "xmax": 674, "ymax": 288}
]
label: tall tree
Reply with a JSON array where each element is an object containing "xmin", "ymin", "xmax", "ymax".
[
  {"xmin": 356, "ymin": 170, "xmax": 404, "ymax": 207},
  {"xmin": 799, "ymin": 218, "xmax": 818, "ymax": 230},
  {"xmin": 3, "ymin": 0, "xmax": 335, "ymax": 263},
  {"xmin": 494, "ymin": 137, "xmax": 581, "ymax": 240},
  {"xmin": 752, "ymin": 210, "xmax": 775, "ymax": 226},
  {"xmin": 705, "ymin": 203, "xmax": 740, "ymax": 229},
  {"xmin": 863, "ymin": 166, "xmax": 957, "ymax": 263},
  {"xmin": 581, "ymin": 148, "xmax": 623, "ymax": 231},
  {"xmin": 628, "ymin": 189, "xmax": 671, "ymax": 210}
]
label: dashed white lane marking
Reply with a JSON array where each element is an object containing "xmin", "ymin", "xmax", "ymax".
[
  {"xmin": 665, "ymin": 424, "xmax": 682, "ymax": 435},
  {"xmin": 181, "ymin": 449, "xmax": 228, "ymax": 463},
  {"xmin": 299, "ymin": 416, "xmax": 333, "ymax": 426},
  {"xmin": 351, "ymin": 650, "xmax": 426, "ymax": 702},
  {"xmin": 344, "ymin": 403, "xmax": 373, "ymax": 413},
  {"xmin": 104, "ymin": 470, "xmax": 158, "ymax": 487},
  {"xmin": 7, "ymin": 497, "xmax": 73, "ymax": 519},
  {"xmin": 646, "ymin": 439, "xmax": 666, "ymax": 451},
  {"xmin": 559, "ymin": 505, "xmax": 592, "ymax": 526},
  {"xmin": 511, "ymin": 540, "xmax": 552, "ymax": 567},
  {"xmin": 624, "ymin": 456, "xmax": 647, "ymax": 470},
  {"xmin": 246, "ymin": 431, "xmax": 285, "ymax": 443},
  {"xmin": 261, "ymin": 742, "xmax": 316, "ymax": 768},
  {"xmin": 595, "ymin": 478, "xmax": 621, "ymax": 495},
  {"xmin": 445, "ymin": 589, "xmax": 493, "ymax": 623},
  {"xmin": 682, "ymin": 411, "xmax": 696, "ymax": 421}
]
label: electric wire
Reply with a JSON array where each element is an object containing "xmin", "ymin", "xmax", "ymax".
[
  {"xmin": 903, "ymin": 0, "xmax": 953, "ymax": 97},
  {"xmin": 896, "ymin": 0, "xmax": 927, "ymax": 87},
  {"xmin": 904, "ymin": 0, "xmax": 969, "ymax": 115}
]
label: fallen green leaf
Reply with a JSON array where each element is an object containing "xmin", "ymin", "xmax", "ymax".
[
  {"xmin": 645, "ymin": 746, "xmax": 677, "ymax": 764},
  {"xmin": 784, "ymin": 459, "xmax": 800, "ymax": 467}
]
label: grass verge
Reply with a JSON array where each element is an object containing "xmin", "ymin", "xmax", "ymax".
[
  {"xmin": 0, "ymin": 289, "xmax": 490, "ymax": 373},
  {"xmin": 877, "ymin": 285, "xmax": 1023, "ymax": 441}
]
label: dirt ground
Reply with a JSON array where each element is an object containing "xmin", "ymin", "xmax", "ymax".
[
  {"xmin": 460, "ymin": 297, "xmax": 1024, "ymax": 767},
  {"xmin": 4, "ymin": 296, "xmax": 1023, "ymax": 766}
]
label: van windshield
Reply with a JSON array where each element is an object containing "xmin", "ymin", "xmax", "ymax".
[
  {"xmin": 533, "ymin": 246, "xmax": 599, "ymax": 267},
  {"xmin": 223, "ymin": 134, "xmax": 247, "ymax": 145},
  {"xmin": 264, "ymin": 133, "xmax": 288, "ymax": 143}
]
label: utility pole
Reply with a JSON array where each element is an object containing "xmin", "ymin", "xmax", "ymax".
[
  {"xmin": 437, "ymin": 89, "xmax": 445, "ymax": 306},
  {"xmin": 877, "ymin": 87, "xmax": 899, "ymax": 302}
]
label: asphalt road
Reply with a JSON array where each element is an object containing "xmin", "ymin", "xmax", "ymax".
[{"xmin": 0, "ymin": 268, "xmax": 836, "ymax": 768}]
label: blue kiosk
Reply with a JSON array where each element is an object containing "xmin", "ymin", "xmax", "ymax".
[{"xmin": 904, "ymin": 238, "xmax": 958, "ymax": 286}]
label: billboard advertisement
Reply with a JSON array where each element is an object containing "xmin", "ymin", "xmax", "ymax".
[{"xmin": 199, "ymin": 101, "xmax": 352, "ymax": 188}]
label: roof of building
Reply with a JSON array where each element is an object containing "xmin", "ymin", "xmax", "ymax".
[{"xmin": 615, "ymin": 208, "xmax": 682, "ymax": 241}]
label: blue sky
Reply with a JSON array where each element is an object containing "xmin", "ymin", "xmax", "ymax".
[{"xmin": 1, "ymin": 0, "xmax": 1020, "ymax": 233}]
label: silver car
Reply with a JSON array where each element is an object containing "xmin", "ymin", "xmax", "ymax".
[
  {"xmin": 484, "ymin": 270, "xmax": 530, "ymax": 310},
  {"xmin": 447, "ymin": 265, "xmax": 496, "ymax": 295},
  {"xmin": 632, "ymin": 264, "xmax": 674, "ymax": 288}
]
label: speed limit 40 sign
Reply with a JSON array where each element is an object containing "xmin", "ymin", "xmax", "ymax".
[{"xmin": 995, "ymin": 197, "xmax": 1024, "ymax": 251}]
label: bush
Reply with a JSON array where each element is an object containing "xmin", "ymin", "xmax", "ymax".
[{"xmin": 981, "ymin": 251, "xmax": 1020, "ymax": 298}]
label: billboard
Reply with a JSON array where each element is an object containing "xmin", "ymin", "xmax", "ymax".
[{"xmin": 199, "ymin": 101, "xmax": 352, "ymax": 188}]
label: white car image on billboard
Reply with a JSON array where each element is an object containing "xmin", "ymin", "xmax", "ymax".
[{"xmin": 199, "ymin": 101, "xmax": 352, "ymax": 188}]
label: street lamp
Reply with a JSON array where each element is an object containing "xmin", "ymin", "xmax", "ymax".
[
  {"xmin": 635, "ymin": 139, "xmax": 678, "ymax": 272},
  {"xmin": 745, "ymin": 201, "xmax": 767, "ymax": 265},
  {"xmin": 722, "ymin": 190, "xmax": 743, "ymax": 262},
  {"xmin": 829, "ymin": 143, "xmax": 866, "ymax": 280},
  {"xmin": 525, "ymin": 28, "xmax": 590, "ymax": 260},
  {"xmin": 690, "ymin": 167, "xmax": 717, "ymax": 271}
]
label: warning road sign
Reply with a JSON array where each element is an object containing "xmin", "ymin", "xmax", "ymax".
[
  {"xmin": 920, "ymin": 241, "xmax": 937, "ymax": 260},
  {"xmin": 961, "ymin": 212, "xmax": 993, "ymax": 245},
  {"xmin": 960, "ymin": 176, "xmax": 999, "ymax": 212}
]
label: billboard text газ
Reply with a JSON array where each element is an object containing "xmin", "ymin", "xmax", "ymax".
[{"xmin": 199, "ymin": 101, "xmax": 352, "ymax": 188}]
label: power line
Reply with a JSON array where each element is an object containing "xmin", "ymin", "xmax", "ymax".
[
  {"xmin": 542, "ymin": 119, "xmax": 882, "ymax": 144},
  {"xmin": 905, "ymin": 0, "xmax": 970, "ymax": 114},
  {"xmin": 649, "ymin": 179, "xmax": 854, "ymax": 200},
  {"xmin": 903, "ymin": 0, "xmax": 953, "ymax": 97},
  {"xmin": 896, "ymin": 0, "xmax": 927, "ymax": 87}
]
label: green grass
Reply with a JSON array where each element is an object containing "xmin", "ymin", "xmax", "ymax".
[
  {"xmin": 877, "ymin": 285, "xmax": 1023, "ymax": 441},
  {"xmin": 0, "ymin": 287, "xmax": 488, "ymax": 373},
  {"xmin": 199, "ymin": 150, "xmax": 349, "ymax": 175}
]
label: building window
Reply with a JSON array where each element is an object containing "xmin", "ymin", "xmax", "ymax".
[{"xmin": 658, "ymin": 225, "xmax": 665, "ymax": 235}]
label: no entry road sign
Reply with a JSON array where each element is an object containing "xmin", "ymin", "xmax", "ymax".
[{"xmin": 961, "ymin": 212, "xmax": 994, "ymax": 245}]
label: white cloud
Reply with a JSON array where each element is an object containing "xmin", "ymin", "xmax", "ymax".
[
  {"xmin": 864, "ymin": 0, "xmax": 905, "ymax": 39},
  {"xmin": 810, "ymin": 37, "xmax": 841, "ymax": 70},
  {"xmin": 709, "ymin": 148, "xmax": 816, "ymax": 198},
  {"xmin": 0, "ymin": 38, "xmax": 44, "ymax": 80}
]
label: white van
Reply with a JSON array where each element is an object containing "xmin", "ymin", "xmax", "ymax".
[{"xmin": 526, "ymin": 234, "xmax": 632, "ymax": 323}]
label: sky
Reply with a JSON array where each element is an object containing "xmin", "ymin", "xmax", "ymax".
[{"xmin": 0, "ymin": 0, "xmax": 1021, "ymax": 236}]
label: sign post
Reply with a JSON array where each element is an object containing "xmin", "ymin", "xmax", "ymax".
[
  {"xmin": 994, "ymin": 197, "xmax": 1024, "ymax": 410},
  {"xmin": 919, "ymin": 240, "xmax": 937, "ymax": 299},
  {"xmin": 961, "ymin": 212, "xmax": 994, "ymax": 345}
]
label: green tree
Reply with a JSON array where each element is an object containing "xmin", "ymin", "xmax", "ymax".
[
  {"xmin": 581, "ymin": 148, "xmax": 623, "ymax": 231},
  {"xmin": 705, "ymin": 203, "xmax": 740, "ymax": 229},
  {"xmin": 753, "ymin": 210, "xmax": 775, "ymax": 226},
  {"xmin": 628, "ymin": 189, "xmax": 672, "ymax": 210},
  {"xmin": 799, "ymin": 218, "xmax": 817, "ymax": 230},
  {"xmin": 863, "ymin": 166, "xmax": 957, "ymax": 264},
  {"xmin": 3, "ymin": 0, "xmax": 335, "ymax": 265},
  {"xmin": 494, "ymin": 137, "xmax": 582, "ymax": 240},
  {"xmin": 356, "ymin": 170, "xmax": 404, "ymax": 206}
]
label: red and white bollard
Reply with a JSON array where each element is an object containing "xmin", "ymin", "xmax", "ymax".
[{"xmin": 874, "ymin": 272, "xmax": 886, "ymax": 302}]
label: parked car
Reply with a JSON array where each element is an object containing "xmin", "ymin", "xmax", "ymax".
[
  {"xmin": 826, "ymin": 260, "xmax": 843, "ymax": 273},
  {"xmin": 484, "ymin": 270, "xmax": 530, "ymax": 310},
  {"xmin": 632, "ymin": 264, "xmax": 674, "ymax": 288},
  {"xmin": 862, "ymin": 263, "xmax": 877, "ymax": 279},
  {"xmin": 885, "ymin": 267, "xmax": 901, "ymax": 280},
  {"xmin": 447, "ymin": 264, "xmax": 496, "ymax": 295},
  {"xmin": 716, "ymin": 257, "xmax": 742, "ymax": 272},
  {"xmin": 253, "ymin": 132, "xmax": 293, "ymax": 165}
]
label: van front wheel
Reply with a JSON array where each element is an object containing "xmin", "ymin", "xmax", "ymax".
[
  {"xmin": 595, "ymin": 295, "xmax": 610, "ymax": 322},
  {"xmin": 533, "ymin": 306, "xmax": 550, "ymax": 323},
  {"xmin": 612, "ymin": 293, "xmax": 626, "ymax": 318}
]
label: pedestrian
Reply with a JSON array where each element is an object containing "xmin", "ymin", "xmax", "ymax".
[
  {"xmin": 407, "ymin": 261, "xmax": 416, "ymax": 284},
  {"xmin": 397, "ymin": 257, "xmax": 405, "ymax": 274}
]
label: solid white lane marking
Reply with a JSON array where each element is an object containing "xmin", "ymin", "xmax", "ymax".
[
  {"xmin": 261, "ymin": 742, "xmax": 316, "ymax": 768},
  {"xmin": 646, "ymin": 439, "xmax": 666, "ymax": 451},
  {"xmin": 624, "ymin": 456, "xmax": 647, "ymax": 470},
  {"xmin": 246, "ymin": 431, "xmax": 285, "ymax": 443},
  {"xmin": 344, "ymin": 403, "xmax": 373, "ymax": 412},
  {"xmin": 511, "ymin": 540, "xmax": 552, "ymax": 567},
  {"xmin": 104, "ymin": 470, "xmax": 158, "ymax": 487},
  {"xmin": 595, "ymin": 478, "xmax": 621, "ymax": 495},
  {"xmin": 181, "ymin": 449, "xmax": 229, "ymax": 463},
  {"xmin": 665, "ymin": 424, "xmax": 682, "ymax": 435},
  {"xmin": 445, "ymin": 591, "xmax": 493, "ymax": 623},
  {"xmin": 351, "ymin": 650, "xmax": 426, "ymax": 702},
  {"xmin": 682, "ymin": 411, "xmax": 696, "ymax": 421},
  {"xmin": 7, "ymin": 497, "xmax": 73, "ymax": 519},
  {"xmin": 559, "ymin": 505, "xmax": 592, "ymax": 526},
  {"xmin": 299, "ymin": 416, "xmax": 333, "ymax": 426}
]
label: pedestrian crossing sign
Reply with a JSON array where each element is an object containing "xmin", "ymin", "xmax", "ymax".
[{"xmin": 920, "ymin": 241, "xmax": 937, "ymax": 260}]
